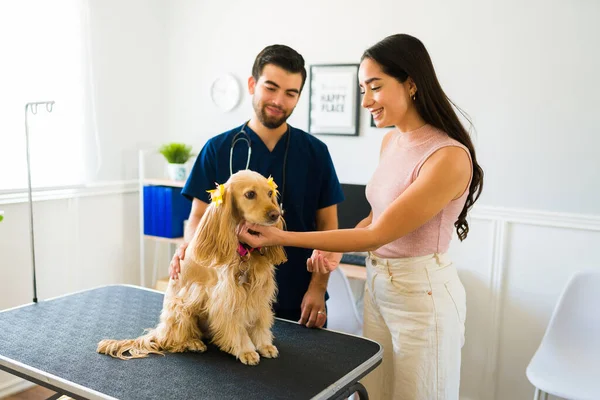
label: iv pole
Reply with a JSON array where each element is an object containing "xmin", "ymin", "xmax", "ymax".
[{"xmin": 24, "ymin": 101, "xmax": 55, "ymax": 303}]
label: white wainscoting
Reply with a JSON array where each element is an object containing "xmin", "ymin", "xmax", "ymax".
[
  {"xmin": 449, "ymin": 207, "xmax": 599, "ymax": 400},
  {"xmin": 1, "ymin": 185, "xmax": 598, "ymax": 399}
]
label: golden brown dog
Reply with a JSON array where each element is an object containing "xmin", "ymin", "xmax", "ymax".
[{"xmin": 97, "ymin": 170, "xmax": 287, "ymax": 365}]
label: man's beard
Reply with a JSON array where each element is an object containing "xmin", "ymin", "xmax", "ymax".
[{"xmin": 253, "ymin": 100, "xmax": 291, "ymax": 129}]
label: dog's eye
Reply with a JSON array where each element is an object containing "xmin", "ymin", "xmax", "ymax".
[
  {"xmin": 268, "ymin": 190, "xmax": 273, "ymax": 197},
  {"xmin": 245, "ymin": 191, "xmax": 256, "ymax": 199}
]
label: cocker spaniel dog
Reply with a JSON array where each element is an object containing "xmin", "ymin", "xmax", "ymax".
[{"xmin": 97, "ymin": 170, "xmax": 287, "ymax": 365}]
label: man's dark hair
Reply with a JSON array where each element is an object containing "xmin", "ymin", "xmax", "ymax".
[{"xmin": 252, "ymin": 45, "xmax": 307, "ymax": 92}]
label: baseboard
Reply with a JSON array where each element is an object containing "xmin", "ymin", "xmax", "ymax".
[{"xmin": 0, "ymin": 377, "xmax": 35, "ymax": 398}]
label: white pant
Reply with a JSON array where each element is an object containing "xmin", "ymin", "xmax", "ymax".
[{"xmin": 361, "ymin": 252, "xmax": 466, "ymax": 400}]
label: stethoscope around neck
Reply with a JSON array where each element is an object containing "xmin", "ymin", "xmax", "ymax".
[{"xmin": 230, "ymin": 121, "xmax": 291, "ymax": 214}]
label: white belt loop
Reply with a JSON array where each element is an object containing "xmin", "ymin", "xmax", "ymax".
[{"xmin": 368, "ymin": 251, "xmax": 378, "ymax": 268}]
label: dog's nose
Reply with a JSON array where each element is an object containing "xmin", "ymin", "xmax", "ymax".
[{"xmin": 268, "ymin": 210, "xmax": 280, "ymax": 222}]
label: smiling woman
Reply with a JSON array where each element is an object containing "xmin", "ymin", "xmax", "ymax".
[{"xmin": 238, "ymin": 33, "xmax": 484, "ymax": 400}]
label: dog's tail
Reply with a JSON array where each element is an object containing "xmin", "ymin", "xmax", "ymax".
[{"xmin": 97, "ymin": 329, "xmax": 163, "ymax": 360}]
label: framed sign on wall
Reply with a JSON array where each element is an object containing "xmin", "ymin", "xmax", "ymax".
[{"xmin": 308, "ymin": 64, "xmax": 360, "ymax": 136}]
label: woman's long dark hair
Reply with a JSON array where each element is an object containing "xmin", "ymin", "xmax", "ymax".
[{"xmin": 362, "ymin": 34, "xmax": 483, "ymax": 241}]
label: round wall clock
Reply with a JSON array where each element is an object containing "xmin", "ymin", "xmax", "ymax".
[{"xmin": 210, "ymin": 73, "xmax": 242, "ymax": 112}]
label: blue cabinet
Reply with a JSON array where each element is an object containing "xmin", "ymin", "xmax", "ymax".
[{"xmin": 143, "ymin": 185, "xmax": 191, "ymax": 239}]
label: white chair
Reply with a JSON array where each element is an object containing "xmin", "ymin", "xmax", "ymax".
[
  {"xmin": 526, "ymin": 271, "xmax": 600, "ymax": 400},
  {"xmin": 326, "ymin": 267, "xmax": 363, "ymax": 336}
]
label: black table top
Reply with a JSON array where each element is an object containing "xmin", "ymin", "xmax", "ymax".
[{"xmin": 0, "ymin": 285, "xmax": 381, "ymax": 400}]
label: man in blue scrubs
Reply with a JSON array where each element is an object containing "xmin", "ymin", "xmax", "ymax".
[{"xmin": 169, "ymin": 44, "xmax": 344, "ymax": 328}]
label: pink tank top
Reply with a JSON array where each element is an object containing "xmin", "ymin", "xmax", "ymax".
[{"xmin": 365, "ymin": 124, "xmax": 472, "ymax": 258}]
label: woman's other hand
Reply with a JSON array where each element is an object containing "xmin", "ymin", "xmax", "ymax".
[{"xmin": 307, "ymin": 250, "xmax": 342, "ymax": 274}]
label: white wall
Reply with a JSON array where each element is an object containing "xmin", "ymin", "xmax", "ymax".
[
  {"xmin": 0, "ymin": 0, "xmax": 168, "ymax": 395},
  {"xmin": 86, "ymin": 0, "xmax": 168, "ymax": 181},
  {"xmin": 165, "ymin": 0, "xmax": 600, "ymax": 215}
]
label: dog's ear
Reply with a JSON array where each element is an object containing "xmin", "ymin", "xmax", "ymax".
[
  {"xmin": 192, "ymin": 183, "xmax": 238, "ymax": 266},
  {"xmin": 262, "ymin": 217, "xmax": 287, "ymax": 266},
  {"xmin": 263, "ymin": 245, "xmax": 287, "ymax": 266}
]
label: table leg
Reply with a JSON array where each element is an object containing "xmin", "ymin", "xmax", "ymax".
[
  {"xmin": 332, "ymin": 381, "xmax": 369, "ymax": 400},
  {"xmin": 353, "ymin": 382, "xmax": 368, "ymax": 400}
]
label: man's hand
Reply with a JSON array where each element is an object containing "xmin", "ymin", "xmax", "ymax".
[
  {"xmin": 299, "ymin": 278, "xmax": 328, "ymax": 329},
  {"xmin": 307, "ymin": 250, "xmax": 342, "ymax": 274},
  {"xmin": 169, "ymin": 242, "xmax": 188, "ymax": 280}
]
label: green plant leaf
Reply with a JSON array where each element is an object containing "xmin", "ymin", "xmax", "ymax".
[{"xmin": 158, "ymin": 143, "xmax": 193, "ymax": 164}]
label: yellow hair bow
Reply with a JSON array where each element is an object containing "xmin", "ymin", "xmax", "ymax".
[
  {"xmin": 267, "ymin": 176, "xmax": 278, "ymax": 193},
  {"xmin": 207, "ymin": 183, "xmax": 225, "ymax": 207}
]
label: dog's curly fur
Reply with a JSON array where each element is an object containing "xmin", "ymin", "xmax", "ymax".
[{"xmin": 97, "ymin": 170, "xmax": 287, "ymax": 365}]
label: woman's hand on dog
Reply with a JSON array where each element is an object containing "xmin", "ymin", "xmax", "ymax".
[
  {"xmin": 237, "ymin": 221, "xmax": 282, "ymax": 248},
  {"xmin": 169, "ymin": 242, "xmax": 188, "ymax": 280},
  {"xmin": 307, "ymin": 250, "xmax": 341, "ymax": 274},
  {"xmin": 238, "ymin": 223, "xmax": 341, "ymax": 274}
]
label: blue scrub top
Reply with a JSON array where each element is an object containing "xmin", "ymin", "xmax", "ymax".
[{"xmin": 182, "ymin": 123, "xmax": 344, "ymax": 311}]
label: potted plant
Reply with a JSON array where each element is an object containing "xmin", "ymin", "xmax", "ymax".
[{"xmin": 159, "ymin": 143, "xmax": 193, "ymax": 181}]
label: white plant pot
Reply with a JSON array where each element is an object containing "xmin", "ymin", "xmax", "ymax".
[{"xmin": 167, "ymin": 163, "xmax": 187, "ymax": 181}]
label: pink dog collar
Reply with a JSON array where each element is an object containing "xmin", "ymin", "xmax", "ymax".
[{"xmin": 237, "ymin": 243, "xmax": 261, "ymax": 260}]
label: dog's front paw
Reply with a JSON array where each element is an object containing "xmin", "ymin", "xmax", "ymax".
[
  {"xmin": 257, "ymin": 344, "xmax": 279, "ymax": 358},
  {"xmin": 186, "ymin": 339, "xmax": 207, "ymax": 353},
  {"xmin": 239, "ymin": 350, "xmax": 260, "ymax": 365}
]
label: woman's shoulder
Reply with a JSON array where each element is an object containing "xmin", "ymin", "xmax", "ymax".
[
  {"xmin": 420, "ymin": 131, "xmax": 472, "ymax": 175},
  {"xmin": 418, "ymin": 126, "xmax": 472, "ymax": 169},
  {"xmin": 417, "ymin": 126, "xmax": 467, "ymax": 157},
  {"xmin": 428, "ymin": 125, "xmax": 462, "ymax": 145}
]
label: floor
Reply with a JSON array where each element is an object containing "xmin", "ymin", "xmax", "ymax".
[{"xmin": 2, "ymin": 386, "xmax": 62, "ymax": 400}]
